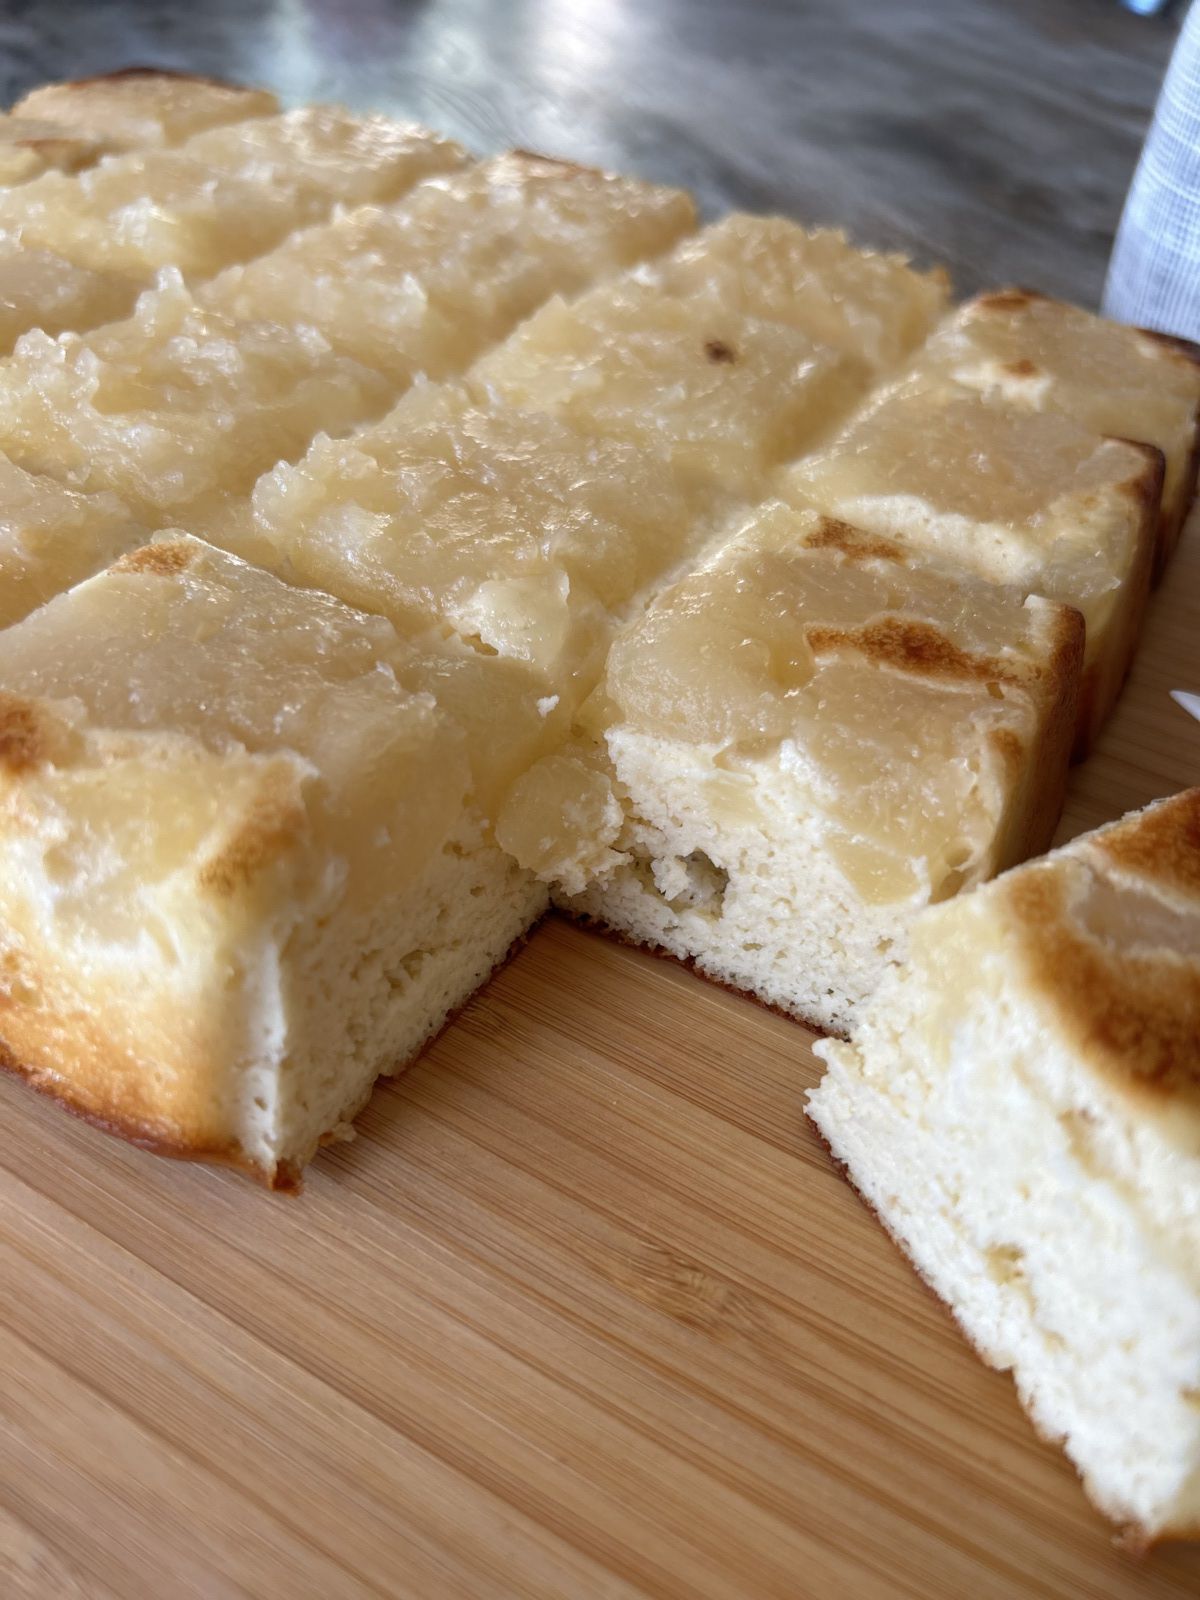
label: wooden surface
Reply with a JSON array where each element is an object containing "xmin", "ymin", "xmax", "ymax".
[
  {"xmin": 2, "ymin": 518, "xmax": 1198, "ymax": 1597},
  {"xmin": 2, "ymin": 3, "xmax": 1200, "ymax": 1596}
]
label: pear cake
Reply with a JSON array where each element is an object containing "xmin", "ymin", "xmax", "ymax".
[
  {"xmin": 502, "ymin": 503, "xmax": 1083, "ymax": 1034},
  {"xmin": 0, "ymin": 533, "xmax": 546, "ymax": 1188},
  {"xmin": 787, "ymin": 373, "xmax": 1163, "ymax": 752},
  {"xmin": 919, "ymin": 287, "xmax": 1200, "ymax": 563},
  {"xmin": 808, "ymin": 791, "xmax": 1200, "ymax": 1543},
  {"xmin": 0, "ymin": 156, "xmax": 692, "ymax": 559}
]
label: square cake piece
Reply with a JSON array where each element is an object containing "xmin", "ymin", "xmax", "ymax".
[
  {"xmin": 808, "ymin": 789, "xmax": 1200, "ymax": 1543},
  {"xmin": 501, "ymin": 502, "xmax": 1083, "ymax": 1034},
  {"xmin": 787, "ymin": 375, "xmax": 1162, "ymax": 752},
  {"xmin": 656, "ymin": 215, "xmax": 949, "ymax": 376},
  {"xmin": 920, "ymin": 288, "xmax": 1200, "ymax": 564},
  {"xmin": 0, "ymin": 535, "xmax": 545, "ymax": 1188},
  {"xmin": 205, "ymin": 152, "xmax": 695, "ymax": 384},
  {"xmin": 0, "ymin": 274, "xmax": 393, "ymax": 527}
]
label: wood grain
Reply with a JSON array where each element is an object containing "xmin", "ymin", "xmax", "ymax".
[{"xmin": 1, "ymin": 517, "xmax": 1198, "ymax": 1598}]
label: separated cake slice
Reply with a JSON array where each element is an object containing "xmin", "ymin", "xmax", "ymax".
[
  {"xmin": 655, "ymin": 215, "xmax": 949, "ymax": 376},
  {"xmin": 920, "ymin": 288, "xmax": 1200, "ymax": 563},
  {"xmin": 0, "ymin": 274, "xmax": 392, "ymax": 528},
  {"xmin": 205, "ymin": 152, "xmax": 695, "ymax": 384},
  {"xmin": 500, "ymin": 502, "xmax": 1083, "ymax": 1034},
  {"xmin": 0, "ymin": 112, "xmax": 460, "ymax": 282},
  {"xmin": 12, "ymin": 69, "xmax": 278, "ymax": 148},
  {"xmin": 808, "ymin": 789, "xmax": 1200, "ymax": 1543},
  {"xmin": 787, "ymin": 375, "xmax": 1162, "ymax": 752},
  {"xmin": 0, "ymin": 535, "xmax": 545, "ymax": 1188}
]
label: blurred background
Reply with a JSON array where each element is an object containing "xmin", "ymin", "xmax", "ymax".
[{"xmin": 0, "ymin": 0, "xmax": 1184, "ymax": 303}]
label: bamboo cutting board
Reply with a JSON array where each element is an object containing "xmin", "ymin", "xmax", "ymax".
[{"xmin": 1, "ymin": 517, "xmax": 1199, "ymax": 1600}]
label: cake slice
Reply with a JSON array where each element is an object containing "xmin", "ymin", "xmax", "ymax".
[
  {"xmin": 808, "ymin": 789, "xmax": 1200, "ymax": 1543},
  {"xmin": 920, "ymin": 288, "xmax": 1200, "ymax": 563},
  {"xmin": 655, "ymin": 215, "xmax": 949, "ymax": 376},
  {"xmin": 244, "ymin": 381, "xmax": 725, "ymax": 702},
  {"xmin": 501, "ymin": 502, "xmax": 1083, "ymax": 1034},
  {"xmin": 0, "ymin": 274, "xmax": 392, "ymax": 527},
  {"xmin": 0, "ymin": 113, "xmax": 459, "ymax": 281},
  {"xmin": 469, "ymin": 227, "xmax": 874, "ymax": 498},
  {"xmin": 0, "ymin": 534, "xmax": 545, "ymax": 1188},
  {"xmin": 787, "ymin": 376, "xmax": 1162, "ymax": 752},
  {"xmin": 12, "ymin": 69, "xmax": 278, "ymax": 148},
  {"xmin": 205, "ymin": 152, "xmax": 695, "ymax": 384}
]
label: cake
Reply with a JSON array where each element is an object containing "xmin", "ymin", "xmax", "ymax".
[
  {"xmin": 919, "ymin": 287, "xmax": 1200, "ymax": 563},
  {"xmin": 787, "ymin": 375, "xmax": 1162, "ymax": 752},
  {"xmin": 808, "ymin": 790, "xmax": 1200, "ymax": 1543},
  {"xmin": 499, "ymin": 502, "xmax": 1083, "ymax": 1033},
  {"xmin": 0, "ymin": 156, "xmax": 693, "ymax": 591},
  {"xmin": 0, "ymin": 534, "xmax": 545, "ymax": 1188},
  {"xmin": 203, "ymin": 152, "xmax": 696, "ymax": 384}
]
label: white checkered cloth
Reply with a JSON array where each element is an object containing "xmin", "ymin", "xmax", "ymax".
[{"xmin": 1104, "ymin": 1, "xmax": 1200, "ymax": 339}]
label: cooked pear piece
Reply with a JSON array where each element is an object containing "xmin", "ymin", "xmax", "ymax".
[
  {"xmin": 920, "ymin": 288, "xmax": 1200, "ymax": 563},
  {"xmin": 0, "ymin": 535, "xmax": 545, "ymax": 1188},
  {"xmin": 206, "ymin": 152, "xmax": 697, "ymax": 383},
  {"xmin": 502, "ymin": 502, "xmax": 1083, "ymax": 1034},
  {"xmin": 787, "ymin": 375, "xmax": 1162, "ymax": 752},
  {"xmin": 809, "ymin": 789, "xmax": 1200, "ymax": 1543}
]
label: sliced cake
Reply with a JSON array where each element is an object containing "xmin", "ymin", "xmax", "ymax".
[
  {"xmin": 205, "ymin": 152, "xmax": 695, "ymax": 384},
  {"xmin": 0, "ymin": 534, "xmax": 545, "ymax": 1189},
  {"xmin": 0, "ymin": 111, "xmax": 460, "ymax": 281},
  {"xmin": 787, "ymin": 375, "xmax": 1162, "ymax": 752},
  {"xmin": 808, "ymin": 789, "xmax": 1200, "ymax": 1542},
  {"xmin": 0, "ymin": 275, "xmax": 393, "ymax": 527},
  {"xmin": 920, "ymin": 288, "xmax": 1200, "ymax": 563},
  {"xmin": 499, "ymin": 502, "xmax": 1083, "ymax": 1034}
]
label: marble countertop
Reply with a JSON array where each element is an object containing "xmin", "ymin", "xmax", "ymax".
[{"xmin": 0, "ymin": 0, "xmax": 1181, "ymax": 306}]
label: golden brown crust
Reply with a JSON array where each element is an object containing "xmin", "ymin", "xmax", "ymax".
[
  {"xmin": 48, "ymin": 67, "xmax": 260, "ymax": 93},
  {"xmin": 1091, "ymin": 788, "xmax": 1200, "ymax": 900},
  {"xmin": 197, "ymin": 771, "xmax": 307, "ymax": 897},
  {"xmin": 1006, "ymin": 841, "xmax": 1200, "ymax": 1113},
  {"xmin": 800, "ymin": 516, "xmax": 906, "ymax": 564},
  {"xmin": 111, "ymin": 538, "xmax": 197, "ymax": 577},
  {"xmin": 0, "ymin": 692, "xmax": 46, "ymax": 772},
  {"xmin": 805, "ymin": 615, "xmax": 1044, "ymax": 689}
]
